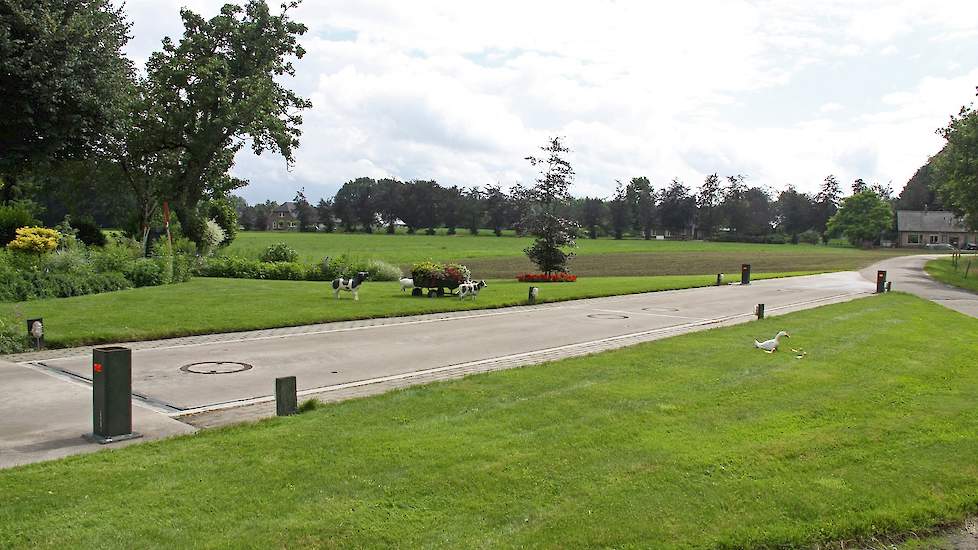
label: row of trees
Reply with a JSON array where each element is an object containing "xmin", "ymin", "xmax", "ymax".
[{"xmin": 235, "ymin": 173, "xmax": 882, "ymax": 243}]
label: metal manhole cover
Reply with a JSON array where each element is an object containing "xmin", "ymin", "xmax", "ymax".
[
  {"xmin": 587, "ymin": 313, "xmax": 629, "ymax": 320},
  {"xmin": 180, "ymin": 361, "xmax": 253, "ymax": 375},
  {"xmin": 641, "ymin": 306, "xmax": 680, "ymax": 312}
]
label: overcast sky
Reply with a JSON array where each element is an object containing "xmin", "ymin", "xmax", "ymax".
[{"xmin": 123, "ymin": 1, "xmax": 978, "ymax": 203}]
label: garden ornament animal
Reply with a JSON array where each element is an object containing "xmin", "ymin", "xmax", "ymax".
[
  {"xmin": 399, "ymin": 277, "xmax": 414, "ymax": 292},
  {"xmin": 754, "ymin": 330, "xmax": 789, "ymax": 353},
  {"xmin": 458, "ymin": 280, "xmax": 487, "ymax": 300},
  {"xmin": 333, "ymin": 272, "xmax": 369, "ymax": 301}
]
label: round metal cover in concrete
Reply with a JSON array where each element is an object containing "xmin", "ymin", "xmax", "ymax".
[
  {"xmin": 180, "ymin": 361, "xmax": 253, "ymax": 375},
  {"xmin": 587, "ymin": 313, "xmax": 630, "ymax": 320}
]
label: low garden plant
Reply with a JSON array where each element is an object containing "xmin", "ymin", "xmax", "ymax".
[
  {"xmin": 517, "ymin": 272, "xmax": 577, "ymax": 282},
  {"xmin": 410, "ymin": 260, "xmax": 471, "ymax": 289},
  {"xmin": 197, "ymin": 253, "xmax": 402, "ymax": 282}
]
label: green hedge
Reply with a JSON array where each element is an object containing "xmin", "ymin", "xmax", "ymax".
[{"xmin": 198, "ymin": 255, "xmax": 402, "ymax": 282}]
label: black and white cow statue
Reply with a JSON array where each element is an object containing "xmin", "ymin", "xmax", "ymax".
[
  {"xmin": 332, "ymin": 271, "xmax": 369, "ymax": 301},
  {"xmin": 458, "ymin": 280, "xmax": 487, "ymax": 300}
]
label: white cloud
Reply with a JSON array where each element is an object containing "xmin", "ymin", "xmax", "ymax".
[{"xmin": 121, "ymin": 0, "xmax": 978, "ymax": 201}]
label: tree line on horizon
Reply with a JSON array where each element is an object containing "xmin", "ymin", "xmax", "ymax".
[{"xmin": 236, "ymin": 174, "xmax": 899, "ymax": 243}]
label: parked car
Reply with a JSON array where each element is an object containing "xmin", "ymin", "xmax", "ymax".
[
  {"xmin": 966, "ymin": 242, "xmax": 978, "ymax": 251},
  {"xmin": 925, "ymin": 243, "xmax": 956, "ymax": 251}
]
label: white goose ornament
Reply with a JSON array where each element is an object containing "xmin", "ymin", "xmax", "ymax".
[{"xmin": 754, "ymin": 330, "xmax": 789, "ymax": 353}]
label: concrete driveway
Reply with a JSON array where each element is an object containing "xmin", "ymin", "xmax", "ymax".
[{"xmin": 862, "ymin": 253, "xmax": 978, "ymax": 318}]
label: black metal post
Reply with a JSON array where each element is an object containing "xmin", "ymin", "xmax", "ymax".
[
  {"xmin": 276, "ymin": 376, "xmax": 298, "ymax": 416},
  {"xmin": 876, "ymin": 270, "xmax": 887, "ymax": 294},
  {"xmin": 741, "ymin": 264, "xmax": 751, "ymax": 285},
  {"xmin": 886, "ymin": 281, "xmax": 892, "ymax": 292},
  {"xmin": 85, "ymin": 346, "xmax": 141, "ymax": 444},
  {"xmin": 716, "ymin": 273, "xmax": 723, "ymax": 286},
  {"xmin": 756, "ymin": 303, "xmax": 765, "ymax": 319}
]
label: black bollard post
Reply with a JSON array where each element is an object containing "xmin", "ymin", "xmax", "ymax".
[
  {"xmin": 716, "ymin": 273, "xmax": 724, "ymax": 286},
  {"xmin": 876, "ymin": 270, "xmax": 887, "ymax": 294},
  {"xmin": 26, "ymin": 318, "xmax": 43, "ymax": 350},
  {"xmin": 276, "ymin": 376, "xmax": 298, "ymax": 416},
  {"xmin": 886, "ymin": 281, "xmax": 892, "ymax": 292},
  {"xmin": 755, "ymin": 303, "xmax": 765, "ymax": 319},
  {"xmin": 84, "ymin": 347, "xmax": 142, "ymax": 444},
  {"xmin": 741, "ymin": 264, "xmax": 751, "ymax": 285}
]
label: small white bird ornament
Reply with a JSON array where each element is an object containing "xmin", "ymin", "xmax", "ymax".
[{"xmin": 754, "ymin": 330, "xmax": 789, "ymax": 353}]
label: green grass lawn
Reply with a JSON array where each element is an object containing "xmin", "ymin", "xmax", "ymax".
[
  {"xmin": 226, "ymin": 231, "xmax": 905, "ymax": 274},
  {"xmin": 2, "ymin": 294, "xmax": 977, "ymax": 548},
  {"xmin": 926, "ymin": 256, "xmax": 978, "ymax": 294},
  {"xmin": 3, "ymin": 272, "xmax": 815, "ymax": 349}
]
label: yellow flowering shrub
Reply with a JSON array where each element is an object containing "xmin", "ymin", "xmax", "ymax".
[{"xmin": 6, "ymin": 227, "xmax": 61, "ymax": 254}]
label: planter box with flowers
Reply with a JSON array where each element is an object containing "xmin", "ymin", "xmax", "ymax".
[
  {"xmin": 517, "ymin": 273, "xmax": 577, "ymax": 283},
  {"xmin": 411, "ymin": 261, "xmax": 472, "ymax": 296}
]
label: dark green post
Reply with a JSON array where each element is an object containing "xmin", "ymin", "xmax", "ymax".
[
  {"xmin": 756, "ymin": 303, "xmax": 765, "ymax": 319},
  {"xmin": 86, "ymin": 346, "xmax": 142, "ymax": 444},
  {"xmin": 741, "ymin": 264, "xmax": 751, "ymax": 285},
  {"xmin": 276, "ymin": 376, "xmax": 298, "ymax": 416}
]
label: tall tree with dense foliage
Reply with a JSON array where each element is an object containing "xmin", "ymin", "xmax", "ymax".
[
  {"xmin": 898, "ymin": 162, "xmax": 942, "ymax": 211},
  {"xmin": 440, "ymin": 185, "xmax": 463, "ymax": 235},
  {"xmin": 292, "ymin": 189, "xmax": 316, "ymax": 232},
  {"xmin": 608, "ymin": 181, "xmax": 631, "ymax": 240},
  {"xmin": 315, "ymin": 198, "xmax": 335, "ymax": 233},
  {"xmin": 373, "ymin": 178, "xmax": 402, "ymax": 234},
  {"xmin": 0, "ymin": 0, "xmax": 133, "ymax": 201},
  {"xmin": 581, "ymin": 197, "xmax": 605, "ymax": 239},
  {"xmin": 461, "ymin": 187, "xmax": 483, "ymax": 235},
  {"xmin": 696, "ymin": 173, "xmax": 723, "ymax": 238},
  {"xmin": 484, "ymin": 185, "xmax": 509, "ymax": 237},
  {"xmin": 143, "ymin": 0, "xmax": 311, "ymax": 244},
  {"xmin": 659, "ymin": 179, "xmax": 696, "ymax": 235},
  {"xmin": 521, "ymin": 137, "xmax": 578, "ymax": 274},
  {"xmin": 630, "ymin": 177, "xmax": 657, "ymax": 240},
  {"xmin": 720, "ymin": 175, "xmax": 751, "ymax": 234},
  {"xmin": 933, "ymin": 93, "xmax": 978, "ymax": 228},
  {"xmin": 827, "ymin": 190, "xmax": 893, "ymax": 247},
  {"xmin": 776, "ymin": 186, "xmax": 815, "ymax": 236},
  {"xmin": 334, "ymin": 177, "xmax": 375, "ymax": 232},
  {"xmin": 813, "ymin": 174, "xmax": 842, "ymax": 242}
]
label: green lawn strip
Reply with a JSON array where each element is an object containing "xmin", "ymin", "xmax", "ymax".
[
  {"xmin": 225, "ymin": 230, "xmax": 905, "ymax": 265},
  {"xmin": 4, "ymin": 272, "xmax": 816, "ymax": 349},
  {"xmin": 2, "ymin": 294, "xmax": 977, "ymax": 548},
  {"xmin": 925, "ymin": 257, "xmax": 978, "ymax": 294}
]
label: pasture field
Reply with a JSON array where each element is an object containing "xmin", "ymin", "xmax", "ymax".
[
  {"xmin": 926, "ymin": 256, "xmax": 978, "ymax": 294},
  {"xmin": 2, "ymin": 294, "xmax": 977, "ymax": 548},
  {"xmin": 225, "ymin": 231, "xmax": 905, "ymax": 278},
  {"xmin": 3, "ymin": 272, "xmax": 814, "ymax": 348}
]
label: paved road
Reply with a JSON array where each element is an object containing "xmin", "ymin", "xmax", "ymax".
[
  {"xmin": 4, "ymin": 255, "xmax": 974, "ymax": 468},
  {"xmin": 25, "ymin": 271, "xmax": 872, "ymax": 416},
  {"xmin": 862, "ymin": 253, "xmax": 978, "ymax": 318}
]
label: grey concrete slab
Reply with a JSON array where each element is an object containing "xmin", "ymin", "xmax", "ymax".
[
  {"xmin": 0, "ymin": 359, "xmax": 196, "ymax": 469},
  {"xmin": 30, "ymin": 271, "xmax": 875, "ymax": 413}
]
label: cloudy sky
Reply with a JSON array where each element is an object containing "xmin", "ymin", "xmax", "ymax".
[{"xmin": 123, "ymin": 1, "xmax": 978, "ymax": 203}]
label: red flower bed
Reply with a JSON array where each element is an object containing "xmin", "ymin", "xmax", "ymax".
[{"xmin": 517, "ymin": 273, "xmax": 577, "ymax": 283}]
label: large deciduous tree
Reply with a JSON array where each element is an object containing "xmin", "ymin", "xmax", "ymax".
[
  {"xmin": 484, "ymin": 184, "xmax": 509, "ymax": 237},
  {"xmin": 0, "ymin": 0, "xmax": 133, "ymax": 201},
  {"xmin": 143, "ymin": 0, "xmax": 311, "ymax": 245},
  {"xmin": 659, "ymin": 179, "xmax": 696, "ymax": 235},
  {"xmin": 827, "ymin": 190, "xmax": 893, "ymax": 247},
  {"xmin": 521, "ymin": 137, "xmax": 578, "ymax": 274},
  {"xmin": 934, "ymin": 90, "xmax": 978, "ymax": 228},
  {"xmin": 695, "ymin": 173, "xmax": 723, "ymax": 238},
  {"xmin": 608, "ymin": 181, "xmax": 631, "ymax": 240},
  {"xmin": 581, "ymin": 197, "xmax": 605, "ymax": 239}
]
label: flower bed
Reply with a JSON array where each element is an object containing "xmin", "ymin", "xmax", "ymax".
[
  {"xmin": 411, "ymin": 261, "xmax": 471, "ymax": 289},
  {"xmin": 517, "ymin": 272, "xmax": 577, "ymax": 283}
]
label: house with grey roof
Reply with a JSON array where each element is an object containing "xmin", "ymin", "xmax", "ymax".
[
  {"xmin": 896, "ymin": 210, "xmax": 976, "ymax": 248},
  {"xmin": 271, "ymin": 201, "xmax": 299, "ymax": 231}
]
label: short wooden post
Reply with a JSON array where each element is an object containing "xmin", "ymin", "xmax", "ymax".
[
  {"xmin": 876, "ymin": 270, "xmax": 886, "ymax": 294},
  {"xmin": 276, "ymin": 376, "xmax": 298, "ymax": 416},
  {"xmin": 741, "ymin": 264, "xmax": 751, "ymax": 285},
  {"xmin": 755, "ymin": 303, "xmax": 765, "ymax": 319},
  {"xmin": 966, "ymin": 260, "xmax": 972, "ymax": 279}
]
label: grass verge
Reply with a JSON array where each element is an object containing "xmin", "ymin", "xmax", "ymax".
[
  {"xmin": 925, "ymin": 257, "xmax": 978, "ymax": 294},
  {"xmin": 1, "ymin": 294, "xmax": 977, "ymax": 548},
  {"xmin": 3, "ymin": 272, "xmax": 814, "ymax": 349}
]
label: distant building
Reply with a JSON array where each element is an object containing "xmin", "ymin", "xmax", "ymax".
[
  {"xmin": 896, "ymin": 210, "xmax": 976, "ymax": 248},
  {"xmin": 271, "ymin": 202, "xmax": 299, "ymax": 231}
]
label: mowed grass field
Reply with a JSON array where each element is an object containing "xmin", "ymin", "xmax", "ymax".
[
  {"xmin": 926, "ymin": 256, "xmax": 978, "ymax": 294},
  {"xmin": 4, "ymin": 272, "xmax": 815, "ymax": 348},
  {"xmin": 225, "ymin": 231, "xmax": 906, "ymax": 277},
  {"xmin": 3, "ymin": 294, "xmax": 978, "ymax": 548}
]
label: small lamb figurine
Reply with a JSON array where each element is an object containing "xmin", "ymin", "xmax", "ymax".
[{"xmin": 399, "ymin": 277, "xmax": 414, "ymax": 292}]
